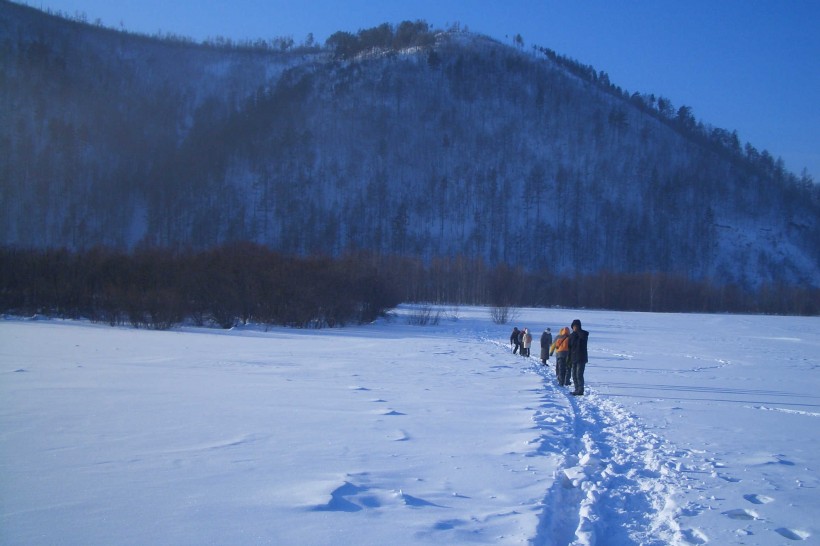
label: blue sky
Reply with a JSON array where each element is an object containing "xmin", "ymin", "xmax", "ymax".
[{"xmin": 26, "ymin": 0, "xmax": 820, "ymax": 181}]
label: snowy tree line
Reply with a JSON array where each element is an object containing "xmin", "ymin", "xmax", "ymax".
[
  {"xmin": 1, "ymin": 246, "xmax": 816, "ymax": 329},
  {"xmin": 534, "ymin": 44, "xmax": 818, "ymax": 187}
]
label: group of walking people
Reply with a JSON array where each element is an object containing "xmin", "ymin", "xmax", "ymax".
[
  {"xmin": 510, "ymin": 319, "xmax": 589, "ymax": 396},
  {"xmin": 510, "ymin": 327, "xmax": 533, "ymax": 357}
]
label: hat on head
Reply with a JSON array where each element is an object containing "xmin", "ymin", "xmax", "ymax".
[{"xmin": 571, "ymin": 319, "xmax": 582, "ymax": 329}]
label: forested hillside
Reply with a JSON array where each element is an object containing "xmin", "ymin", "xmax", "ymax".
[{"xmin": 1, "ymin": 1, "xmax": 818, "ymax": 295}]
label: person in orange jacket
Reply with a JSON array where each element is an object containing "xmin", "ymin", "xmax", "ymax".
[{"xmin": 550, "ymin": 326, "xmax": 571, "ymax": 386}]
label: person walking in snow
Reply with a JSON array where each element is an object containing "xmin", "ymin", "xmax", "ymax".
[
  {"xmin": 521, "ymin": 328, "xmax": 532, "ymax": 357},
  {"xmin": 569, "ymin": 319, "xmax": 589, "ymax": 396},
  {"xmin": 550, "ymin": 326, "xmax": 571, "ymax": 385},
  {"xmin": 510, "ymin": 327, "xmax": 521, "ymax": 354},
  {"xmin": 540, "ymin": 328, "xmax": 552, "ymax": 365}
]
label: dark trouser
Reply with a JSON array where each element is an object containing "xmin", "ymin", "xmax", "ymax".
[
  {"xmin": 555, "ymin": 354, "xmax": 569, "ymax": 385},
  {"xmin": 572, "ymin": 361, "xmax": 586, "ymax": 393},
  {"xmin": 513, "ymin": 343, "xmax": 519, "ymax": 354}
]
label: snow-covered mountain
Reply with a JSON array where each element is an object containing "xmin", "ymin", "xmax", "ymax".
[{"xmin": 1, "ymin": 1, "xmax": 818, "ymax": 289}]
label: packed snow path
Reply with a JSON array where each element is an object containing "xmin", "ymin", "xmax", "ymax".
[
  {"xmin": 526, "ymin": 361, "xmax": 687, "ymax": 545},
  {"xmin": 486, "ymin": 338, "xmax": 688, "ymax": 546}
]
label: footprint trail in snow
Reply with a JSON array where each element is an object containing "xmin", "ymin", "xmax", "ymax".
[{"xmin": 522, "ymin": 356, "xmax": 693, "ymax": 545}]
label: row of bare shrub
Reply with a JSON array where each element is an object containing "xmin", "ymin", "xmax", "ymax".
[
  {"xmin": 0, "ymin": 243, "xmax": 401, "ymax": 329},
  {"xmin": 2, "ymin": 245, "xmax": 816, "ymax": 330}
]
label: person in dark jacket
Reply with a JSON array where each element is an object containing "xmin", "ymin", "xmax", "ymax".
[
  {"xmin": 539, "ymin": 328, "xmax": 552, "ymax": 365},
  {"xmin": 569, "ymin": 319, "xmax": 589, "ymax": 396},
  {"xmin": 510, "ymin": 327, "xmax": 521, "ymax": 355}
]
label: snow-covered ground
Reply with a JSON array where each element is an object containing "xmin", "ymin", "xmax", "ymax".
[{"xmin": 1, "ymin": 306, "xmax": 818, "ymax": 545}]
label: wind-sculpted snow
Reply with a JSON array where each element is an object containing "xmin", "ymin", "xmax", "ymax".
[{"xmin": 1, "ymin": 306, "xmax": 818, "ymax": 544}]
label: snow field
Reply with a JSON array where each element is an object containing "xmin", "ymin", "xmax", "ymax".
[{"xmin": 1, "ymin": 306, "xmax": 818, "ymax": 545}]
